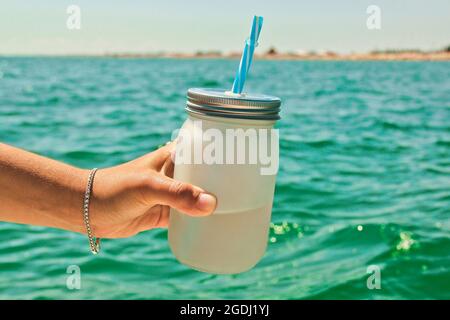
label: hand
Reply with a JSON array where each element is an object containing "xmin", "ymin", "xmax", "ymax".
[
  {"xmin": 0, "ymin": 142, "xmax": 214, "ymax": 239},
  {"xmin": 89, "ymin": 142, "xmax": 217, "ymax": 238}
]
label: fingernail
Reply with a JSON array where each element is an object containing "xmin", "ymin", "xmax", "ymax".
[{"xmin": 196, "ymin": 193, "xmax": 217, "ymax": 214}]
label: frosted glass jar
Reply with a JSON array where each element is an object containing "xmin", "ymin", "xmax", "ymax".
[{"xmin": 168, "ymin": 88, "xmax": 281, "ymax": 274}]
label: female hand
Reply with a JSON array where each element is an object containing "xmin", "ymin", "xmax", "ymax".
[
  {"xmin": 90, "ymin": 142, "xmax": 217, "ymax": 238},
  {"xmin": 0, "ymin": 142, "xmax": 217, "ymax": 239}
]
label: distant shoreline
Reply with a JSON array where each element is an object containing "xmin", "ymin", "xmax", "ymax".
[
  {"xmin": 110, "ymin": 50, "xmax": 450, "ymax": 61},
  {"xmin": 2, "ymin": 51, "xmax": 450, "ymax": 61}
]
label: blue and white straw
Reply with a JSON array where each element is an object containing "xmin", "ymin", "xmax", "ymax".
[{"xmin": 231, "ymin": 16, "xmax": 264, "ymax": 94}]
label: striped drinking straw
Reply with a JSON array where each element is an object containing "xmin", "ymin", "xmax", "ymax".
[{"xmin": 231, "ymin": 16, "xmax": 264, "ymax": 94}]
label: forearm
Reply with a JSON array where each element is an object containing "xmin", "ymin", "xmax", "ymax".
[{"xmin": 0, "ymin": 143, "xmax": 88, "ymax": 233}]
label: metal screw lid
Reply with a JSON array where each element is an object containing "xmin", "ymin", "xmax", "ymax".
[{"xmin": 186, "ymin": 88, "xmax": 281, "ymax": 120}]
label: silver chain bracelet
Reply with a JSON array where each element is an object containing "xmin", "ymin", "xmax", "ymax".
[{"xmin": 83, "ymin": 168, "xmax": 101, "ymax": 254}]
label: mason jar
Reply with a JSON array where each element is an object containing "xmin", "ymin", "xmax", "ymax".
[{"xmin": 168, "ymin": 88, "xmax": 281, "ymax": 274}]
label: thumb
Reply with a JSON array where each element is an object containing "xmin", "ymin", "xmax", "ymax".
[{"xmin": 150, "ymin": 174, "xmax": 217, "ymax": 216}]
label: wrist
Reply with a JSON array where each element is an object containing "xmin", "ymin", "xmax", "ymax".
[
  {"xmin": 62, "ymin": 167, "xmax": 91, "ymax": 234},
  {"xmin": 84, "ymin": 167, "xmax": 114, "ymax": 237}
]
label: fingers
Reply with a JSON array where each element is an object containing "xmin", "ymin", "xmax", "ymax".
[
  {"xmin": 160, "ymin": 153, "xmax": 174, "ymax": 178},
  {"xmin": 148, "ymin": 174, "xmax": 217, "ymax": 217},
  {"xmin": 138, "ymin": 139, "xmax": 216, "ymax": 217},
  {"xmin": 149, "ymin": 140, "xmax": 177, "ymax": 170}
]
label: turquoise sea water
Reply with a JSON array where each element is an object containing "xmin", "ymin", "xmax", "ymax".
[{"xmin": 0, "ymin": 57, "xmax": 449, "ymax": 299}]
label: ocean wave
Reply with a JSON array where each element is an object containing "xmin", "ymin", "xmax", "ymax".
[{"xmin": 0, "ymin": 58, "xmax": 449, "ymax": 299}]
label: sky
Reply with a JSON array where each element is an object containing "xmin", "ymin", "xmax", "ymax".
[{"xmin": 0, "ymin": 0, "xmax": 449, "ymax": 55}]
